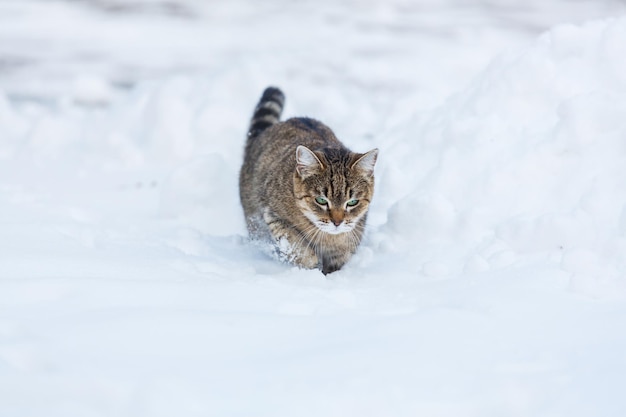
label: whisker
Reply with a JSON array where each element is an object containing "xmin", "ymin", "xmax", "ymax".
[{"xmin": 292, "ymin": 223, "xmax": 319, "ymax": 262}]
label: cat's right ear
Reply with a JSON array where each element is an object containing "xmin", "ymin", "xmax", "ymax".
[
  {"xmin": 296, "ymin": 145, "xmax": 324, "ymax": 179},
  {"xmin": 351, "ymin": 148, "xmax": 378, "ymax": 177}
]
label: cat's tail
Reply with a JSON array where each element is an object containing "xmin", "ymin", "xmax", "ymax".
[{"xmin": 247, "ymin": 86, "xmax": 285, "ymax": 140}]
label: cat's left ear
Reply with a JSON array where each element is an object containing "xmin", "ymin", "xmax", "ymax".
[{"xmin": 351, "ymin": 148, "xmax": 378, "ymax": 177}]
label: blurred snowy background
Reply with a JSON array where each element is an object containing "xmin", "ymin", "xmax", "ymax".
[{"xmin": 2, "ymin": 0, "xmax": 626, "ymax": 416}]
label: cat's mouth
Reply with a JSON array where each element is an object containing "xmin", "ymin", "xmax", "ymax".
[
  {"xmin": 316, "ymin": 222, "xmax": 353, "ymax": 235},
  {"xmin": 302, "ymin": 211, "xmax": 354, "ymax": 235}
]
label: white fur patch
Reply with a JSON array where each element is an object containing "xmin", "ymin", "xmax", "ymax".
[
  {"xmin": 303, "ymin": 210, "xmax": 354, "ymax": 235},
  {"xmin": 318, "ymin": 223, "xmax": 353, "ymax": 235}
]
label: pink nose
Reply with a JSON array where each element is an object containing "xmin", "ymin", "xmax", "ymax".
[{"xmin": 332, "ymin": 219, "xmax": 342, "ymax": 227}]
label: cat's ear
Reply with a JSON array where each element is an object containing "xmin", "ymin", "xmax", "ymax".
[
  {"xmin": 351, "ymin": 148, "xmax": 378, "ymax": 177},
  {"xmin": 296, "ymin": 145, "xmax": 324, "ymax": 179}
]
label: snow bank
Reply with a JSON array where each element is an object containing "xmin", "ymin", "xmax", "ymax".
[{"xmin": 377, "ymin": 18, "xmax": 626, "ymax": 297}]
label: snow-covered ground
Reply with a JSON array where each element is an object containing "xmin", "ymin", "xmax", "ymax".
[{"xmin": 2, "ymin": 0, "xmax": 626, "ymax": 415}]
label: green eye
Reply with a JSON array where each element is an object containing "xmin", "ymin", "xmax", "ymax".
[
  {"xmin": 315, "ymin": 196, "xmax": 328, "ymax": 205},
  {"xmin": 347, "ymin": 199, "xmax": 359, "ymax": 207}
]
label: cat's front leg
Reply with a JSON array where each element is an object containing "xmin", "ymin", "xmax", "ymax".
[
  {"xmin": 264, "ymin": 210, "xmax": 319, "ymax": 269},
  {"xmin": 321, "ymin": 252, "xmax": 351, "ymax": 275},
  {"xmin": 275, "ymin": 234, "xmax": 319, "ymax": 269}
]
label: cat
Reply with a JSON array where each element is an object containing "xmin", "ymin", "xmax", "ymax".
[{"xmin": 239, "ymin": 87, "xmax": 378, "ymax": 274}]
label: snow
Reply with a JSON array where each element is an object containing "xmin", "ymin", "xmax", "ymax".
[
  {"xmin": 2, "ymin": 0, "xmax": 626, "ymax": 415},
  {"xmin": 377, "ymin": 17, "xmax": 626, "ymax": 297}
]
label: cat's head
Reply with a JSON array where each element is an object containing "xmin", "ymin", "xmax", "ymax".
[{"xmin": 293, "ymin": 145, "xmax": 378, "ymax": 235}]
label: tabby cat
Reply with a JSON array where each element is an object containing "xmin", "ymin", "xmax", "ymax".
[{"xmin": 239, "ymin": 87, "xmax": 378, "ymax": 274}]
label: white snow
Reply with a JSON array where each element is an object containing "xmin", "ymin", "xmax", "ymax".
[{"xmin": 1, "ymin": 0, "xmax": 626, "ymax": 416}]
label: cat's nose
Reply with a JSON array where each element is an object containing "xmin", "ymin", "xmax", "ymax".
[{"xmin": 330, "ymin": 209, "xmax": 344, "ymax": 226}]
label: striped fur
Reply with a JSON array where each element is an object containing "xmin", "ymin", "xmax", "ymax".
[
  {"xmin": 247, "ymin": 87, "xmax": 285, "ymax": 139},
  {"xmin": 240, "ymin": 87, "xmax": 378, "ymax": 274}
]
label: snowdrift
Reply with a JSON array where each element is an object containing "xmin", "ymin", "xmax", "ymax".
[{"xmin": 376, "ymin": 18, "xmax": 626, "ymax": 296}]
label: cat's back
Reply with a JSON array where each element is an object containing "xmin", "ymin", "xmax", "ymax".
[
  {"xmin": 249, "ymin": 117, "xmax": 341, "ymax": 161},
  {"xmin": 243, "ymin": 117, "xmax": 342, "ymax": 183}
]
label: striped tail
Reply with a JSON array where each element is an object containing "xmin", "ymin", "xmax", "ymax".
[{"xmin": 247, "ymin": 87, "xmax": 285, "ymax": 139}]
